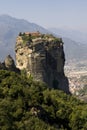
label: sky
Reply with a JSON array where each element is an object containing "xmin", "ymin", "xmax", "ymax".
[{"xmin": 0, "ymin": 0, "xmax": 87, "ymax": 32}]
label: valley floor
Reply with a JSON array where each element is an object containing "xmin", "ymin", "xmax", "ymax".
[{"xmin": 65, "ymin": 60, "xmax": 87, "ymax": 101}]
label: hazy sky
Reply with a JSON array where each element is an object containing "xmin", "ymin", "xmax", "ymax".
[{"xmin": 0, "ymin": 0, "xmax": 87, "ymax": 32}]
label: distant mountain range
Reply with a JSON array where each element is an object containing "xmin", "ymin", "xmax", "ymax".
[
  {"xmin": 49, "ymin": 27, "xmax": 87, "ymax": 44},
  {"xmin": 63, "ymin": 38, "xmax": 87, "ymax": 63},
  {"xmin": 49, "ymin": 28, "xmax": 87, "ymax": 64},
  {"xmin": 0, "ymin": 14, "xmax": 87, "ymax": 64},
  {"xmin": 0, "ymin": 15, "xmax": 49, "ymax": 61}
]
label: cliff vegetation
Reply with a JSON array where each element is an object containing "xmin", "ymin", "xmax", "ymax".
[{"xmin": 0, "ymin": 70, "xmax": 87, "ymax": 130}]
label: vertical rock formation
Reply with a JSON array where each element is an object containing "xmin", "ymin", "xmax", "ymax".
[
  {"xmin": 4, "ymin": 55, "xmax": 16, "ymax": 69},
  {"xmin": 0, "ymin": 55, "xmax": 20, "ymax": 72},
  {"xmin": 15, "ymin": 32, "xmax": 69, "ymax": 93}
]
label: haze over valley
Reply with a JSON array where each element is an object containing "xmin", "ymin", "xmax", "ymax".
[
  {"xmin": 0, "ymin": 14, "xmax": 87, "ymax": 98},
  {"xmin": 0, "ymin": 1, "xmax": 87, "ymax": 129}
]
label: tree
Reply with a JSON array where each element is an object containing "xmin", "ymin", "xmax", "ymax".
[{"xmin": 19, "ymin": 32, "xmax": 22, "ymax": 36}]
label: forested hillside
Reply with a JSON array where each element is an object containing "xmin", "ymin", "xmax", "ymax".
[{"xmin": 0, "ymin": 70, "xmax": 87, "ymax": 130}]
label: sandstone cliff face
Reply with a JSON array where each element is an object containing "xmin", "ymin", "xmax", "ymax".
[{"xmin": 15, "ymin": 32, "xmax": 69, "ymax": 93}]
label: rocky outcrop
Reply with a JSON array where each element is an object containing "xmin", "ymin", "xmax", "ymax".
[
  {"xmin": 4, "ymin": 55, "xmax": 16, "ymax": 69},
  {"xmin": 15, "ymin": 32, "xmax": 69, "ymax": 93},
  {"xmin": 0, "ymin": 55, "xmax": 20, "ymax": 72}
]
